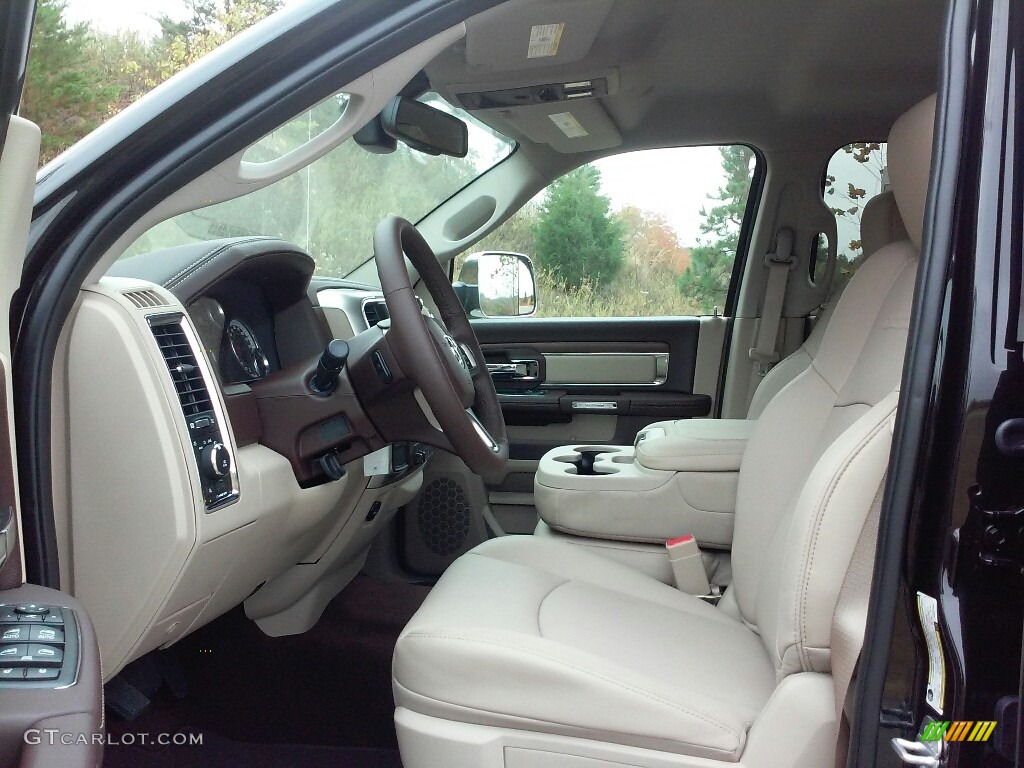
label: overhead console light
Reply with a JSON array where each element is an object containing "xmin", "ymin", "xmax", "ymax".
[
  {"xmin": 457, "ymin": 78, "xmax": 609, "ymax": 111},
  {"xmin": 548, "ymin": 112, "xmax": 588, "ymax": 139},
  {"xmin": 489, "ymin": 99, "xmax": 622, "ymax": 154}
]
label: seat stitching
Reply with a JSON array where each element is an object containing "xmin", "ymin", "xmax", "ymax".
[
  {"xmin": 463, "ymin": 551, "xmax": 733, "ymax": 622},
  {"xmin": 535, "ymin": 579, "xmax": 571, "ymax": 637},
  {"xmin": 794, "ymin": 410, "xmax": 891, "ymax": 670},
  {"xmin": 403, "ymin": 630, "xmax": 743, "ymax": 741}
]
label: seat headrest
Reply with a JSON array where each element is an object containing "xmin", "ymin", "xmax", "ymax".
[
  {"xmin": 887, "ymin": 94, "xmax": 936, "ymax": 248},
  {"xmin": 861, "ymin": 190, "xmax": 909, "ymax": 257}
]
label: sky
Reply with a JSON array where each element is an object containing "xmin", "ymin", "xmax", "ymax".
[{"xmin": 64, "ymin": 0, "xmax": 186, "ymax": 37}]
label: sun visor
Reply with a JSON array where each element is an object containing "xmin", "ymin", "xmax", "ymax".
[
  {"xmin": 482, "ymin": 99, "xmax": 621, "ymax": 153},
  {"xmin": 465, "ymin": 0, "xmax": 614, "ymax": 72}
]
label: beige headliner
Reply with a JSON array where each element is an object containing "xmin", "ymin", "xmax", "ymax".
[{"xmin": 427, "ymin": 0, "xmax": 944, "ymax": 172}]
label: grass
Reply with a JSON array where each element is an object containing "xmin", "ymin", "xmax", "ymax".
[{"xmin": 532, "ymin": 263, "xmax": 705, "ymax": 318}]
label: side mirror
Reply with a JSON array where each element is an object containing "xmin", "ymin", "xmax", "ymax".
[
  {"xmin": 380, "ymin": 97, "xmax": 468, "ymax": 158},
  {"xmin": 456, "ymin": 252, "xmax": 537, "ymax": 318}
]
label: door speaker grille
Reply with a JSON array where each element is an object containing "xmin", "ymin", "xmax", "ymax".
[{"xmin": 417, "ymin": 478, "xmax": 470, "ymax": 556}]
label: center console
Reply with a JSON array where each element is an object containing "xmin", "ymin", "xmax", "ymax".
[{"xmin": 533, "ymin": 419, "xmax": 756, "ymax": 582}]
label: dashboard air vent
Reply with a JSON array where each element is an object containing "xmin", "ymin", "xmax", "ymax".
[
  {"xmin": 124, "ymin": 289, "xmax": 168, "ymax": 309},
  {"xmin": 151, "ymin": 319, "xmax": 213, "ymax": 417},
  {"xmin": 363, "ymin": 299, "xmax": 390, "ymax": 328}
]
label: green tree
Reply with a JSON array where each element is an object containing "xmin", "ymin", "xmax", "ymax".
[
  {"xmin": 91, "ymin": 30, "xmax": 163, "ymax": 114},
  {"xmin": 532, "ymin": 165, "xmax": 624, "ymax": 287},
  {"xmin": 21, "ymin": 0, "xmax": 118, "ymax": 163},
  {"xmin": 472, "ymin": 203, "xmax": 540, "ymax": 257},
  {"xmin": 155, "ymin": 0, "xmax": 283, "ymax": 75},
  {"xmin": 678, "ymin": 145, "xmax": 754, "ymax": 313}
]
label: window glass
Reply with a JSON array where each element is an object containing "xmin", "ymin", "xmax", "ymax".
[
  {"xmin": 824, "ymin": 142, "xmax": 888, "ymax": 288},
  {"xmin": 461, "ymin": 145, "xmax": 757, "ymax": 318},
  {"xmin": 241, "ymin": 93, "xmax": 351, "ymax": 163},
  {"xmin": 124, "ymin": 94, "xmax": 515, "ymax": 277}
]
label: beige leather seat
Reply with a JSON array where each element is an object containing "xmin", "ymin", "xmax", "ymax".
[
  {"xmin": 392, "ymin": 95, "xmax": 935, "ymax": 768},
  {"xmin": 746, "ymin": 188, "xmax": 909, "ymax": 418}
]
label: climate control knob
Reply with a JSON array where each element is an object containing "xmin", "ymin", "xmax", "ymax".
[{"xmin": 200, "ymin": 442, "xmax": 231, "ymax": 479}]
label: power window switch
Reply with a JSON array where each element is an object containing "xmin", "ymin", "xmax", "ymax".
[
  {"xmin": 25, "ymin": 667, "xmax": 59, "ymax": 681},
  {"xmin": 0, "ymin": 625, "xmax": 29, "ymax": 643},
  {"xmin": 29, "ymin": 626, "xmax": 63, "ymax": 644},
  {"xmin": 0, "ymin": 644, "xmax": 27, "ymax": 662},
  {"xmin": 27, "ymin": 644, "xmax": 62, "ymax": 667},
  {"xmin": 43, "ymin": 612, "xmax": 64, "ymax": 625},
  {"xmin": 0, "ymin": 608, "xmax": 18, "ymax": 623},
  {"xmin": 0, "ymin": 667, "xmax": 24, "ymax": 681}
]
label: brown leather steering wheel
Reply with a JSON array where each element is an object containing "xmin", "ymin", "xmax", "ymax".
[{"xmin": 373, "ymin": 216, "xmax": 508, "ymax": 476}]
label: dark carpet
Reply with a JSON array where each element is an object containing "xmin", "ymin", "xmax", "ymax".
[
  {"xmin": 103, "ymin": 730, "xmax": 402, "ymax": 767},
  {"xmin": 103, "ymin": 575, "xmax": 430, "ymax": 766}
]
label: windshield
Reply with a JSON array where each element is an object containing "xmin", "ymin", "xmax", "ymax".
[{"xmin": 124, "ymin": 94, "xmax": 515, "ymax": 277}]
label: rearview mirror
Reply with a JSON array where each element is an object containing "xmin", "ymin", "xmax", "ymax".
[
  {"xmin": 380, "ymin": 97, "xmax": 468, "ymax": 158},
  {"xmin": 456, "ymin": 252, "xmax": 537, "ymax": 318}
]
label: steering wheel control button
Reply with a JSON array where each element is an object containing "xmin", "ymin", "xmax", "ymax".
[
  {"xmin": 14, "ymin": 604, "xmax": 48, "ymax": 616},
  {"xmin": 29, "ymin": 625, "xmax": 64, "ymax": 644},
  {"xmin": 26, "ymin": 645, "xmax": 63, "ymax": 667},
  {"xmin": 0, "ymin": 625, "xmax": 29, "ymax": 643},
  {"xmin": 0, "ymin": 667, "xmax": 24, "ymax": 680}
]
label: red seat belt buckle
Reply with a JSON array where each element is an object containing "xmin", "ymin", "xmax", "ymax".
[{"xmin": 665, "ymin": 535, "xmax": 711, "ymax": 596}]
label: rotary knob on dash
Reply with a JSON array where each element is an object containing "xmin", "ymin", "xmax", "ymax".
[{"xmin": 200, "ymin": 442, "xmax": 231, "ymax": 479}]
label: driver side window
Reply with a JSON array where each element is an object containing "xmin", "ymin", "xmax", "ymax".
[{"xmin": 457, "ymin": 145, "xmax": 758, "ymax": 318}]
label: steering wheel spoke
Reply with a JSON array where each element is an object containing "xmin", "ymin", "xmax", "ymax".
[
  {"xmin": 466, "ymin": 408, "xmax": 501, "ymax": 454},
  {"xmin": 372, "ymin": 216, "xmax": 508, "ymax": 475}
]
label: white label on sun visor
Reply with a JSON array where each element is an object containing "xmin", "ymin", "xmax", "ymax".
[
  {"xmin": 549, "ymin": 112, "xmax": 588, "ymax": 139},
  {"xmin": 528, "ymin": 23, "xmax": 564, "ymax": 58},
  {"xmin": 917, "ymin": 591, "xmax": 946, "ymax": 715}
]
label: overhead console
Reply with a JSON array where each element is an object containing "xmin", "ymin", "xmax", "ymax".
[{"xmin": 427, "ymin": 0, "xmax": 623, "ymax": 153}]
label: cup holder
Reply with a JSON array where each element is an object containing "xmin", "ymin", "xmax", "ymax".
[{"xmin": 551, "ymin": 446, "xmax": 623, "ymax": 476}]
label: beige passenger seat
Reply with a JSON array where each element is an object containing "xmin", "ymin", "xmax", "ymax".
[{"xmin": 746, "ymin": 188, "xmax": 909, "ymax": 418}]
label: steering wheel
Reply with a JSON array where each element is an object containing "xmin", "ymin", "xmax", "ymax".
[{"xmin": 373, "ymin": 216, "xmax": 508, "ymax": 476}]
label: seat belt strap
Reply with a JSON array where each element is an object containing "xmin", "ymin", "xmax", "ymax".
[
  {"xmin": 831, "ymin": 472, "xmax": 887, "ymax": 765},
  {"xmin": 749, "ymin": 227, "xmax": 797, "ymax": 376}
]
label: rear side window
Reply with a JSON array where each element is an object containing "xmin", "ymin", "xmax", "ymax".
[
  {"xmin": 465, "ymin": 145, "xmax": 760, "ymax": 318},
  {"xmin": 824, "ymin": 142, "xmax": 888, "ymax": 287}
]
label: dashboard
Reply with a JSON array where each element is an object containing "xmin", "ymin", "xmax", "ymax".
[
  {"xmin": 190, "ymin": 284, "xmax": 280, "ymax": 386},
  {"xmin": 69, "ymin": 237, "xmax": 431, "ymax": 682}
]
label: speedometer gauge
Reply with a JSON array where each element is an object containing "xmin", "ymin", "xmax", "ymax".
[{"xmin": 226, "ymin": 319, "xmax": 270, "ymax": 380}]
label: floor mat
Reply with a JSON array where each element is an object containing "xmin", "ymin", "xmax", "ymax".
[
  {"xmin": 106, "ymin": 575, "xmax": 430, "ymax": 760},
  {"xmin": 103, "ymin": 729, "xmax": 402, "ymax": 768}
]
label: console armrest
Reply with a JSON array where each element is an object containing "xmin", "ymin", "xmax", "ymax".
[{"xmin": 635, "ymin": 419, "xmax": 754, "ymax": 473}]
